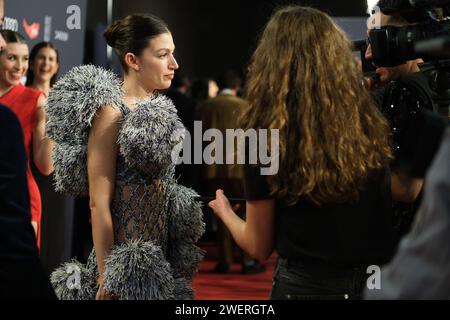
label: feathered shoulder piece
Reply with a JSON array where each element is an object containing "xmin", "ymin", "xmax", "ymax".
[
  {"xmin": 46, "ymin": 65, "xmax": 123, "ymax": 196},
  {"xmin": 118, "ymin": 94, "xmax": 185, "ymax": 178}
]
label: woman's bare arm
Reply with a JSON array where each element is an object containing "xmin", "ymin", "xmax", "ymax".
[
  {"xmin": 87, "ymin": 105, "xmax": 122, "ymax": 299},
  {"xmin": 209, "ymin": 190, "xmax": 275, "ymax": 261},
  {"xmin": 33, "ymin": 94, "xmax": 54, "ymax": 175}
]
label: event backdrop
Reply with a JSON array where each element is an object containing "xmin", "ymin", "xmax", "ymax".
[{"xmin": 4, "ymin": 0, "xmax": 87, "ymax": 76}]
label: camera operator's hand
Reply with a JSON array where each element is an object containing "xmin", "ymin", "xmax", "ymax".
[
  {"xmin": 364, "ymin": 76, "xmax": 375, "ymax": 90},
  {"xmin": 364, "ymin": 74, "xmax": 382, "ymax": 90}
]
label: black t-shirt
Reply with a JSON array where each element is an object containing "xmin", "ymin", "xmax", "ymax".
[{"xmin": 244, "ymin": 164, "xmax": 399, "ymax": 268}]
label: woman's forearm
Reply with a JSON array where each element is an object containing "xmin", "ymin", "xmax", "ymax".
[
  {"xmin": 33, "ymin": 136, "xmax": 54, "ymax": 175},
  {"xmin": 33, "ymin": 104, "xmax": 54, "ymax": 175},
  {"xmin": 210, "ymin": 193, "xmax": 275, "ymax": 262},
  {"xmin": 218, "ymin": 208, "xmax": 257, "ymax": 259},
  {"xmin": 220, "ymin": 210, "xmax": 271, "ymax": 261},
  {"xmin": 91, "ymin": 207, "xmax": 115, "ymax": 282}
]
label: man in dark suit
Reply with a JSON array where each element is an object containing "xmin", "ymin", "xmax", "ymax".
[
  {"xmin": 0, "ymin": 104, "xmax": 56, "ymax": 299},
  {"xmin": 0, "ymin": 0, "xmax": 56, "ymax": 299}
]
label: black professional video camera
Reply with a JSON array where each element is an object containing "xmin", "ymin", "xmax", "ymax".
[
  {"xmin": 369, "ymin": 0, "xmax": 450, "ymax": 67},
  {"xmin": 370, "ymin": 0, "xmax": 450, "ymax": 114},
  {"xmin": 358, "ymin": 0, "xmax": 450, "ymax": 178}
]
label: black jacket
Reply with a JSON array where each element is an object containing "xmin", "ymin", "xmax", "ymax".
[{"xmin": 0, "ymin": 103, "xmax": 55, "ymax": 300}]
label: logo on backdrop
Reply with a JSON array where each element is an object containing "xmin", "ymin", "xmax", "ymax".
[
  {"xmin": 44, "ymin": 16, "xmax": 52, "ymax": 42},
  {"xmin": 66, "ymin": 5, "xmax": 81, "ymax": 30},
  {"xmin": 55, "ymin": 30, "xmax": 69, "ymax": 42},
  {"xmin": 22, "ymin": 19, "xmax": 40, "ymax": 39},
  {"xmin": 3, "ymin": 16, "xmax": 19, "ymax": 32}
]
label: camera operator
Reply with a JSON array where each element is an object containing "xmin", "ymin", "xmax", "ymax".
[
  {"xmin": 364, "ymin": 0, "xmax": 450, "ymax": 299},
  {"xmin": 365, "ymin": 13, "xmax": 424, "ymax": 89},
  {"xmin": 365, "ymin": 127, "xmax": 450, "ymax": 299},
  {"xmin": 365, "ymin": 7, "xmax": 430, "ymax": 236}
]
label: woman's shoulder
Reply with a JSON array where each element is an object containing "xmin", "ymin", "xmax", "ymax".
[
  {"xmin": 20, "ymin": 85, "xmax": 43, "ymax": 99},
  {"xmin": 96, "ymin": 102, "xmax": 125, "ymax": 122},
  {"xmin": 4, "ymin": 85, "xmax": 42, "ymax": 110},
  {"xmin": 4, "ymin": 84, "xmax": 39, "ymax": 99}
]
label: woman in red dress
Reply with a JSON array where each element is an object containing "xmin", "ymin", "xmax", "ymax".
[{"xmin": 0, "ymin": 30, "xmax": 54, "ymax": 249}]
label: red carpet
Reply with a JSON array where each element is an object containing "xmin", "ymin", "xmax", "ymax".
[{"xmin": 193, "ymin": 241, "xmax": 276, "ymax": 300}]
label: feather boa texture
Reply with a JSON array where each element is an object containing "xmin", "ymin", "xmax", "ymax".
[
  {"xmin": 52, "ymin": 143, "xmax": 88, "ymax": 195},
  {"xmin": 173, "ymin": 278, "xmax": 195, "ymax": 300},
  {"xmin": 166, "ymin": 184, "xmax": 205, "ymax": 280},
  {"xmin": 103, "ymin": 240, "xmax": 176, "ymax": 300},
  {"xmin": 168, "ymin": 184, "xmax": 205, "ymax": 243},
  {"xmin": 50, "ymin": 243, "xmax": 197, "ymax": 300},
  {"xmin": 46, "ymin": 65, "xmax": 123, "ymax": 195},
  {"xmin": 50, "ymin": 260, "xmax": 97, "ymax": 300},
  {"xmin": 167, "ymin": 240, "xmax": 205, "ymax": 280},
  {"xmin": 118, "ymin": 95, "xmax": 185, "ymax": 178},
  {"xmin": 46, "ymin": 65, "xmax": 123, "ymax": 145}
]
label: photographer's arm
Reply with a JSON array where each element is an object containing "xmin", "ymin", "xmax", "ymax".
[{"xmin": 391, "ymin": 172, "xmax": 423, "ymax": 203}]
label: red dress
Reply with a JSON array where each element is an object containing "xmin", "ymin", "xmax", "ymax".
[{"xmin": 0, "ymin": 84, "xmax": 43, "ymax": 249}]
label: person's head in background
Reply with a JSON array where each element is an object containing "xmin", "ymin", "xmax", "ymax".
[
  {"xmin": 365, "ymin": 2, "xmax": 423, "ymax": 84},
  {"xmin": 191, "ymin": 77, "xmax": 219, "ymax": 102},
  {"xmin": 242, "ymin": 5, "xmax": 392, "ymax": 206},
  {"xmin": 170, "ymin": 72, "xmax": 191, "ymax": 95},
  {"xmin": 218, "ymin": 69, "xmax": 241, "ymax": 96},
  {"xmin": 104, "ymin": 13, "xmax": 179, "ymax": 97},
  {"xmin": 0, "ymin": 30, "xmax": 29, "ymax": 92},
  {"xmin": 26, "ymin": 42, "xmax": 60, "ymax": 95},
  {"xmin": 208, "ymin": 78, "xmax": 219, "ymax": 98},
  {"xmin": 0, "ymin": 0, "xmax": 7, "ymax": 51}
]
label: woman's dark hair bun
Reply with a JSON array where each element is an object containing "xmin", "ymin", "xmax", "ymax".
[{"xmin": 104, "ymin": 20, "xmax": 120, "ymax": 48}]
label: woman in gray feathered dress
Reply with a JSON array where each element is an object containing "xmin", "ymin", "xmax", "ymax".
[{"xmin": 47, "ymin": 14, "xmax": 205, "ymax": 300}]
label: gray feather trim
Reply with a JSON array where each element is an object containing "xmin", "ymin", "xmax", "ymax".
[
  {"xmin": 46, "ymin": 65, "xmax": 123, "ymax": 144},
  {"xmin": 118, "ymin": 95, "xmax": 185, "ymax": 178},
  {"xmin": 50, "ymin": 260, "xmax": 96, "ymax": 300},
  {"xmin": 168, "ymin": 184, "xmax": 205, "ymax": 242},
  {"xmin": 103, "ymin": 240, "xmax": 175, "ymax": 300},
  {"xmin": 167, "ymin": 241, "xmax": 205, "ymax": 280},
  {"xmin": 174, "ymin": 278, "xmax": 194, "ymax": 300},
  {"xmin": 46, "ymin": 65, "xmax": 123, "ymax": 196},
  {"xmin": 52, "ymin": 143, "xmax": 87, "ymax": 196},
  {"xmin": 86, "ymin": 249, "xmax": 100, "ymax": 280}
]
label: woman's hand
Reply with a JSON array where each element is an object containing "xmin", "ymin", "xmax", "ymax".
[
  {"xmin": 96, "ymin": 279, "xmax": 115, "ymax": 300},
  {"xmin": 31, "ymin": 221, "xmax": 38, "ymax": 239},
  {"xmin": 208, "ymin": 189, "xmax": 240, "ymax": 219}
]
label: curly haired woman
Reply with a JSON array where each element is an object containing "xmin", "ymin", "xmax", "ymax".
[{"xmin": 209, "ymin": 6, "xmax": 401, "ymax": 300}]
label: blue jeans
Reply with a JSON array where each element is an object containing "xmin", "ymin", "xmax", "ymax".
[{"xmin": 270, "ymin": 258, "xmax": 368, "ymax": 300}]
